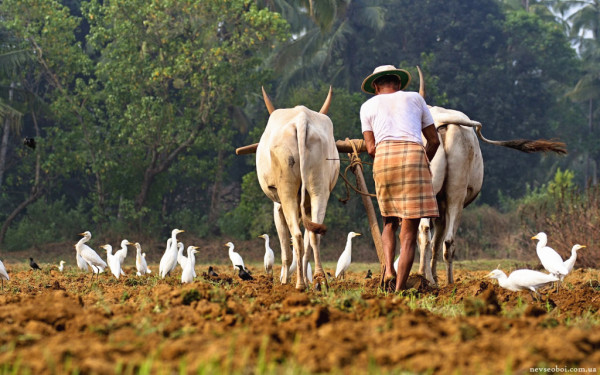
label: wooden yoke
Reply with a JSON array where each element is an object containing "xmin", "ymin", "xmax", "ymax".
[
  {"xmin": 235, "ymin": 139, "xmax": 368, "ymax": 155},
  {"xmin": 236, "ymin": 139, "xmax": 385, "ymax": 279}
]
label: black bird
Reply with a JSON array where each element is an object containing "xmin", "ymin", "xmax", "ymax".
[
  {"xmin": 23, "ymin": 137, "xmax": 36, "ymax": 150},
  {"xmin": 208, "ymin": 266, "xmax": 219, "ymax": 277},
  {"xmin": 365, "ymin": 269, "xmax": 372, "ymax": 279},
  {"xmin": 236, "ymin": 265, "xmax": 253, "ymax": 281},
  {"xmin": 29, "ymin": 257, "xmax": 41, "ymax": 270}
]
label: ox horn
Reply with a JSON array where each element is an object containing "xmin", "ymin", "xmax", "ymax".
[
  {"xmin": 262, "ymin": 86, "xmax": 275, "ymax": 115},
  {"xmin": 417, "ymin": 66, "xmax": 426, "ymax": 99},
  {"xmin": 319, "ymin": 86, "xmax": 333, "ymax": 115}
]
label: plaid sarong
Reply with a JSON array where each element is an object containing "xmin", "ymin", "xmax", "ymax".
[{"xmin": 373, "ymin": 141, "xmax": 439, "ymax": 219}]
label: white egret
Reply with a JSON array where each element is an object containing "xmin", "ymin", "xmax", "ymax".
[
  {"xmin": 258, "ymin": 234, "xmax": 275, "ymax": 275},
  {"xmin": 487, "ymin": 269, "xmax": 558, "ymax": 299},
  {"xmin": 114, "ymin": 239, "xmax": 131, "ymax": 276},
  {"xmin": 0, "ymin": 259, "xmax": 9, "ymax": 291},
  {"xmin": 563, "ymin": 244, "xmax": 586, "ymax": 278},
  {"xmin": 76, "ymin": 231, "xmax": 107, "ymax": 281},
  {"xmin": 393, "ymin": 255, "xmax": 400, "ymax": 273},
  {"xmin": 58, "ymin": 260, "xmax": 66, "ymax": 272},
  {"xmin": 177, "ymin": 242, "xmax": 187, "ymax": 268},
  {"xmin": 335, "ymin": 232, "xmax": 362, "ymax": 279},
  {"xmin": 101, "ymin": 244, "xmax": 122, "ymax": 279},
  {"xmin": 159, "ymin": 229, "xmax": 184, "ymax": 278},
  {"xmin": 75, "ymin": 250, "xmax": 88, "ymax": 271},
  {"xmin": 225, "ymin": 242, "xmax": 245, "ymax": 271},
  {"xmin": 181, "ymin": 246, "xmax": 199, "ymax": 284},
  {"xmin": 135, "ymin": 243, "xmax": 151, "ymax": 276},
  {"xmin": 531, "ymin": 232, "xmax": 568, "ymax": 278}
]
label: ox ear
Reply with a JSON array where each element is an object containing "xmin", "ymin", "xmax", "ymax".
[
  {"xmin": 417, "ymin": 66, "xmax": 426, "ymax": 99},
  {"xmin": 262, "ymin": 86, "xmax": 275, "ymax": 115},
  {"xmin": 319, "ymin": 86, "xmax": 333, "ymax": 115}
]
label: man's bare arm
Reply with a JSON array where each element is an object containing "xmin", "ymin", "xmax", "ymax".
[
  {"xmin": 422, "ymin": 124, "xmax": 440, "ymax": 162},
  {"xmin": 363, "ymin": 131, "xmax": 376, "ymax": 158}
]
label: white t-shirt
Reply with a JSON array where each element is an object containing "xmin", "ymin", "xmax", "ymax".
[{"xmin": 360, "ymin": 91, "xmax": 434, "ymax": 146}]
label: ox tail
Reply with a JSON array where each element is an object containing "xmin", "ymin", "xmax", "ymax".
[
  {"xmin": 439, "ymin": 120, "xmax": 568, "ymax": 155},
  {"xmin": 297, "ymin": 117, "xmax": 328, "ymax": 235}
]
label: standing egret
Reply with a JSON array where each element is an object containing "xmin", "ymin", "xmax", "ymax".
[
  {"xmin": 76, "ymin": 231, "xmax": 107, "ymax": 282},
  {"xmin": 177, "ymin": 242, "xmax": 187, "ymax": 268},
  {"xmin": 29, "ymin": 257, "xmax": 41, "ymax": 271},
  {"xmin": 101, "ymin": 244, "xmax": 122, "ymax": 279},
  {"xmin": 135, "ymin": 243, "xmax": 151, "ymax": 276},
  {"xmin": 335, "ymin": 232, "xmax": 362, "ymax": 279},
  {"xmin": 236, "ymin": 265, "xmax": 253, "ymax": 281},
  {"xmin": 225, "ymin": 242, "xmax": 245, "ymax": 271},
  {"xmin": 0, "ymin": 259, "xmax": 8, "ymax": 291},
  {"xmin": 159, "ymin": 229, "xmax": 184, "ymax": 278},
  {"xmin": 487, "ymin": 268, "xmax": 559, "ymax": 299},
  {"xmin": 563, "ymin": 244, "xmax": 586, "ymax": 278},
  {"xmin": 258, "ymin": 234, "xmax": 275, "ymax": 275},
  {"xmin": 58, "ymin": 260, "xmax": 66, "ymax": 272},
  {"xmin": 181, "ymin": 246, "xmax": 199, "ymax": 284},
  {"xmin": 114, "ymin": 239, "xmax": 131, "ymax": 276},
  {"xmin": 531, "ymin": 232, "xmax": 568, "ymax": 292},
  {"xmin": 75, "ymin": 248, "xmax": 88, "ymax": 271}
]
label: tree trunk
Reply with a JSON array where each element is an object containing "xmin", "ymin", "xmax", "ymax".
[
  {"xmin": 0, "ymin": 108, "xmax": 44, "ymax": 244},
  {"xmin": 0, "ymin": 83, "xmax": 15, "ymax": 188},
  {"xmin": 208, "ymin": 146, "xmax": 225, "ymax": 232}
]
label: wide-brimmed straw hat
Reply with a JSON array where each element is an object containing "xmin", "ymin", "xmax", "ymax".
[{"xmin": 361, "ymin": 65, "xmax": 411, "ymax": 94}]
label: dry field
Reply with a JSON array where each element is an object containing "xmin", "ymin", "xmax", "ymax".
[{"xmin": 0, "ymin": 260, "xmax": 599, "ymax": 374}]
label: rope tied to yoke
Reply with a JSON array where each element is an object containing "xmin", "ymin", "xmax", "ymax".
[{"xmin": 338, "ymin": 138, "xmax": 377, "ymax": 203}]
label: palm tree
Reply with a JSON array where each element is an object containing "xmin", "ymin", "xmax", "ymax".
[{"xmin": 265, "ymin": 0, "xmax": 386, "ymax": 97}]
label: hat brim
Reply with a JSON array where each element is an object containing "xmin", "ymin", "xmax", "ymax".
[{"xmin": 361, "ymin": 69, "xmax": 411, "ymax": 94}]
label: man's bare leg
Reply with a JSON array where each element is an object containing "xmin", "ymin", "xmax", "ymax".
[
  {"xmin": 382, "ymin": 217, "xmax": 399, "ymax": 280},
  {"xmin": 396, "ymin": 218, "xmax": 420, "ymax": 291}
]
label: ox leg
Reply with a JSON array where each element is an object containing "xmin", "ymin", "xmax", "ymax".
[
  {"xmin": 291, "ymin": 230, "xmax": 305, "ymax": 290},
  {"xmin": 307, "ymin": 194, "xmax": 330, "ymax": 290},
  {"xmin": 302, "ymin": 231, "xmax": 311, "ymax": 286},
  {"xmin": 443, "ymin": 204, "xmax": 463, "ymax": 285},
  {"xmin": 430, "ymin": 215, "xmax": 446, "ymax": 286},
  {"xmin": 417, "ymin": 218, "xmax": 435, "ymax": 285},
  {"xmin": 274, "ymin": 203, "xmax": 292, "ymax": 284}
]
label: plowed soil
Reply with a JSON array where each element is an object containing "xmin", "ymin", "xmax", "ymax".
[{"xmin": 0, "ymin": 264, "xmax": 599, "ymax": 374}]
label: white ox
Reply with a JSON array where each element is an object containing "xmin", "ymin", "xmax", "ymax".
[
  {"xmin": 256, "ymin": 88, "xmax": 339, "ymax": 290},
  {"xmin": 416, "ymin": 69, "xmax": 566, "ymax": 285}
]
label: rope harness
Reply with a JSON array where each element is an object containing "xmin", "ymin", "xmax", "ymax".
[{"xmin": 336, "ymin": 138, "xmax": 377, "ymax": 203}]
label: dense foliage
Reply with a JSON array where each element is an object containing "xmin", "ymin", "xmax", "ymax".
[{"xmin": 0, "ymin": 0, "xmax": 597, "ymax": 251}]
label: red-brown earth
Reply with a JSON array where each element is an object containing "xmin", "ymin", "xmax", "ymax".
[{"xmin": 0, "ymin": 262, "xmax": 598, "ymax": 374}]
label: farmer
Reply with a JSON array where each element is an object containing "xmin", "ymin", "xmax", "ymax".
[{"xmin": 360, "ymin": 65, "xmax": 440, "ymax": 291}]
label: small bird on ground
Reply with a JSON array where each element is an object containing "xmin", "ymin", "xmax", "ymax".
[
  {"xmin": 135, "ymin": 242, "xmax": 151, "ymax": 276},
  {"xmin": 236, "ymin": 265, "xmax": 253, "ymax": 281},
  {"xmin": 335, "ymin": 232, "xmax": 362, "ymax": 279},
  {"xmin": 365, "ymin": 269, "xmax": 372, "ymax": 279},
  {"xmin": 487, "ymin": 268, "xmax": 558, "ymax": 299},
  {"xmin": 0, "ymin": 259, "xmax": 9, "ymax": 291},
  {"xmin": 258, "ymin": 234, "xmax": 275, "ymax": 275},
  {"xmin": 29, "ymin": 257, "xmax": 41, "ymax": 271},
  {"xmin": 208, "ymin": 266, "xmax": 219, "ymax": 277},
  {"xmin": 58, "ymin": 260, "xmax": 66, "ymax": 272}
]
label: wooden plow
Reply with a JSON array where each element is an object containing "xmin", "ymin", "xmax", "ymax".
[{"xmin": 236, "ymin": 139, "xmax": 388, "ymax": 282}]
